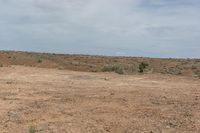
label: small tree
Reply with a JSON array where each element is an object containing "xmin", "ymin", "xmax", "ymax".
[{"xmin": 138, "ymin": 62, "xmax": 149, "ymax": 73}]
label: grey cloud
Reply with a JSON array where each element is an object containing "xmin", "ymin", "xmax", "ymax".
[{"xmin": 0, "ymin": 0, "xmax": 199, "ymax": 58}]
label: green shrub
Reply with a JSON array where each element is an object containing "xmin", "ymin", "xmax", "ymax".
[
  {"xmin": 138, "ymin": 62, "xmax": 149, "ymax": 73},
  {"xmin": 101, "ymin": 65, "xmax": 113, "ymax": 72},
  {"xmin": 37, "ymin": 59, "xmax": 42, "ymax": 63},
  {"xmin": 102, "ymin": 64, "xmax": 125, "ymax": 74},
  {"xmin": 29, "ymin": 126, "xmax": 36, "ymax": 133},
  {"xmin": 113, "ymin": 65, "xmax": 125, "ymax": 74}
]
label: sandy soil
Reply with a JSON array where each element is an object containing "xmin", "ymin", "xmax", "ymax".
[{"xmin": 0, "ymin": 66, "xmax": 200, "ymax": 133}]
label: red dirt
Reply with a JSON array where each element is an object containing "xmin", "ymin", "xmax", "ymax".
[{"xmin": 0, "ymin": 66, "xmax": 200, "ymax": 133}]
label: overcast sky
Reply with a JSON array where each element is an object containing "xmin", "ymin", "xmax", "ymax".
[{"xmin": 0, "ymin": 0, "xmax": 199, "ymax": 58}]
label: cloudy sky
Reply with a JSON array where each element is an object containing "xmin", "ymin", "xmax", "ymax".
[{"xmin": 0, "ymin": 0, "xmax": 199, "ymax": 58}]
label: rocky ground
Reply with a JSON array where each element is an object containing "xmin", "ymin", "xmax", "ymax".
[{"xmin": 0, "ymin": 66, "xmax": 200, "ymax": 133}]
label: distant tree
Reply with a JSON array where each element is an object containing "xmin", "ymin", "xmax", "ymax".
[{"xmin": 138, "ymin": 62, "xmax": 149, "ymax": 73}]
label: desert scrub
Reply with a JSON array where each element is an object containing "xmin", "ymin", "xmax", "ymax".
[
  {"xmin": 101, "ymin": 64, "xmax": 125, "ymax": 74},
  {"xmin": 37, "ymin": 59, "xmax": 42, "ymax": 63},
  {"xmin": 195, "ymin": 70, "xmax": 200, "ymax": 78},
  {"xmin": 138, "ymin": 62, "xmax": 149, "ymax": 73},
  {"xmin": 29, "ymin": 126, "xmax": 36, "ymax": 133}
]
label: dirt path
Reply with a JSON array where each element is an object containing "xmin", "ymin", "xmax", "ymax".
[{"xmin": 0, "ymin": 66, "xmax": 200, "ymax": 133}]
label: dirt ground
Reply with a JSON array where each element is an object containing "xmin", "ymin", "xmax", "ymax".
[{"xmin": 0, "ymin": 66, "xmax": 200, "ymax": 133}]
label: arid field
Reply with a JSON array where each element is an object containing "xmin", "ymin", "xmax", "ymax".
[{"xmin": 0, "ymin": 65, "xmax": 200, "ymax": 133}]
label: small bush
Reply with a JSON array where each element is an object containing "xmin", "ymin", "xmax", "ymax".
[
  {"xmin": 191, "ymin": 66, "xmax": 197, "ymax": 70},
  {"xmin": 138, "ymin": 62, "xmax": 149, "ymax": 73},
  {"xmin": 37, "ymin": 59, "xmax": 42, "ymax": 63},
  {"xmin": 102, "ymin": 64, "xmax": 125, "ymax": 74},
  {"xmin": 29, "ymin": 126, "xmax": 36, "ymax": 133},
  {"xmin": 101, "ymin": 65, "xmax": 114, "ymax": 72}
]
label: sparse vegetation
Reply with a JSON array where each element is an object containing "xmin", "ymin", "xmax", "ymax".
[
  {"xmin": 102, "ymin": 64, "xmax": 125, "ymax": 74},
  {"xmin": 195, "ymin": 70, "xmax": 200, "ymax": 78},
  {"xmin": 29, "ymin": 126, "xmax": 36, "ymax": 133},
  {"xmin": 37, "ymin": 59, "xmax": 42, "ymax": 63},
  {"xmin": 0, "ymin": 51, "xmax": 200, "ymax": 77}
]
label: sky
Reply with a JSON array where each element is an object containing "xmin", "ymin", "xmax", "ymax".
[{"xmin": 0, "ymin": 0, "xmax": 200, "ymax": 58}]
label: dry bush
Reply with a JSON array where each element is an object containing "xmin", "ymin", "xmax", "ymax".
[{"xmin": 101, "ymin": 64, "xmax": 125, "ymax": 74}]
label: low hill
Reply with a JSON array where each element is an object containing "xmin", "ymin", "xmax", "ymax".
[{"xmin": 0, "ymin": 50, "xmax": 200, "ymax": 78}]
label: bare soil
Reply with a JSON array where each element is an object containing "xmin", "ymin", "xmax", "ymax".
[{"xmin": 0, "ymin": 66, "xmax": 200, "ymax": 133}]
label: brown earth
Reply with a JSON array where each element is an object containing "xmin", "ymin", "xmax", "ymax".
[{"xmin": 0, "ymin": 65, "xmax": 200, "ymax": 133}]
